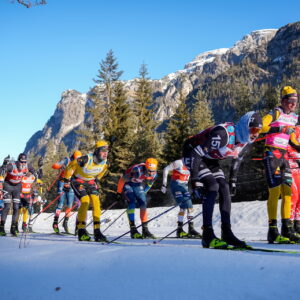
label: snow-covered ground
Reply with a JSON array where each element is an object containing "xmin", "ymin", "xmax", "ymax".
[{"xmin": 1, "ymin": 201, "xmax": 300, "ymax": 300}]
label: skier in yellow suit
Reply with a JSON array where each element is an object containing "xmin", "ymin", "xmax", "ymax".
[
  {"xmin": 63, "ymin": 141, "xmax": 109, "ymax": 242},
  {"xmin": 260, "ymin": 86, "xmax": 300, "ymax": 243}
]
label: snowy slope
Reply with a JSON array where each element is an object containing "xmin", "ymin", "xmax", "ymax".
[{"xmin": 1, "ymin": 201, "xmax": 300, "ymax": 300}]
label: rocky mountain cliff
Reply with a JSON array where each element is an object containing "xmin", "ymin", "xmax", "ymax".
[{"xmin": 25, "ymin": 22, "xmax": 300, "ymax": 156}]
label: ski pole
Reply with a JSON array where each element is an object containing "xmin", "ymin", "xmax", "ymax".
[
  {"xmin": 107, "ymin": 204, "xmax": 178, "ymax": 244},
  {"xmin": 102, "ymin": 209, "xmax": 127, "ymax": 233},
  {"xmin": 31, "ymin": 192, "xmax": 64, "ymax": 223},
  {"xmin": 47, "ymin": 173, "xmax": 61, "ymax": 192},
  {"xmin": 86, "ymin": 200, "xmax": 118, "ymax": 227},
  {"xmin": 43, "ymin": 212, "xmax": 55, "ymax": 221},
  {"xmin": 153, "ymin": 211, "xmax": 203, "ymax": 244}
]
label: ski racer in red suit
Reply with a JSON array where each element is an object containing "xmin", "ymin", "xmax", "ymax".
[
  {"xmin": 287, "ymin": 125, "xmax": 300, "ymax": 235},
  {"xmin": 0, "ymin": 153, "xmax": 36, "ymax": 236}
]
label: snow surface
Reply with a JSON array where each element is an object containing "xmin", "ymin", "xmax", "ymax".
[{"xmin": 1, "ymin": 201, "xmax": 300, "ymax": 300}]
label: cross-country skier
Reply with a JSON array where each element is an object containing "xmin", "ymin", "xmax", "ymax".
[
  {"xmin": 0, "ymin": 153, "xmax": 36, "ymax": 236},
  {"xmin": 182, "ymin": 111, "xmax": 262, "ymax": 249},
  {"xmin": 18, "ymin": 171, "xmax": 37, "ymax": 232},
  {"xmin": 0, "ymin": 174, "xmax": 4, "ymax": 224},
  {"xmin": 286, "ymin": 125, "xmax": 300, "ymax": 236},
  {"xmin": 62, "ymin": 141, "xmax": 108, "ymax": 242},
  {"xmin": 161, "ymin": 159, "xmax": 201, "ymax": 238},
  {"xmin": 260, "ymin": 86, "xmax": 300, "ymax": 243},
  {"xmin": 117, "ymin": 158, "xmax": 158, "ymax": 239},
  {"xmin": 51, "ymin": 150, "xmax": 82, "ymax": 233}
]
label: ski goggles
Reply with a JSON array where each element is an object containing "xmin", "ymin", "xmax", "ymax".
[
  {"xmin": 287, "ymin": 97, "xmax": 298, "ymax": 104},
  {"xmin": 98, "ymin": 146, "xmax": 109, "ymax": 152},
  {"xmin": 249, "ymin": 127, "xmax": 261, "ymax": 134}
]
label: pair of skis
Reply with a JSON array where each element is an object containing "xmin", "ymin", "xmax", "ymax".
[{"xmin": 100, "ymin": 237, "xmax": 300, "ymax": 254}]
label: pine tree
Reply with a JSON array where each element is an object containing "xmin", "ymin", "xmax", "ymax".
[
  {"xmin": 234, "ymin": 84, "xmax": 255, "ymax": 120},
  {"xmin": 93, "ymin": 49, "xmax": 123, "ymax": 104},
  {"xmin": 190, "ymin": 90, "xmax": 214, "ymax": 135},
  {"xmin": 102, "ymin": 81, "xmax": 136, "ymax": 203},
  {"xmin": 163, "ymin": 78, "xmax": 190, "ymax": 163},
  {"xmin": 78, "ymin": 50, "xmax": 123, "ymax": 152},
  {"xmin": 132, "ymin": 63, "xmax": 162, "ymax": 162}
]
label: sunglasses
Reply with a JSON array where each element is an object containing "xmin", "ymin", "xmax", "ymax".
[
  {"xmin": 287, "ymin": 98, "xmax": 298, "ymax": 104},
  {"xmin": 99, "ymin": 147, "xmax": 109, "ymax": 152},
  {"xmin": 249, "ymin": 127, "xmax": 261, "ymax": 134}
]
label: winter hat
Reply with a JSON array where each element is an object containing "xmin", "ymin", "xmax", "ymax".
[
  {"xmin": 281, "ymin": 86, "xmax": 297, "ymax": 99},
  {"xmin": 248, "ymin": 112, "xmax": 262, "ymax": 128},
  {"xmin": 235, "ymin": 111, "xmax": 261, "ymax": 144}
]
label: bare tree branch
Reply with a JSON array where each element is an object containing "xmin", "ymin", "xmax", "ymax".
[{"xmin": 16, "ymin": 0, "xmax": 47, "ymax": 8}]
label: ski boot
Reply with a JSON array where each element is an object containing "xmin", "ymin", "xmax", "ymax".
[
  {"xmin": 221, "ymin": 224, "xmax": 247, "ymax": 248},
  {"xmin": 63, "ymin": 217, "xmax": 70, "ymax": 234},
  {"xmin": 94, "ymin": 228, "xmax": 108, "ymax": 242},
  {"xmin": 142, "ymin": 222, "xmax": 155, "ymax": 239},
  {"xmin": 176, "ymin": 222, "xmax": 189, "ymax": 238},
  {"xmin": 28, "ymin": 219, "xmax": 34, "ymax": 233},
  {"xmin": 22, "ymin": 222, "xmax": 27, "ymax": 232},
  {"xmin": 130, "ymin": 225, "xmax": 143, "ymax": 239},
  {"xmin": 52, "ymin": 216, "xmax": 59, "ymax": 234},
  {"xmin": 294, "ymin": 220, "xmax": 300, "ymax": 235},
  {"xmin": 281, "ymin": 219, "xmax": 300, "ymax": 243},
  {"xmin": 0, "ymin": 221, "xmax": 6, "ymax": 236},
  {"xmin": 10, "ymin": 222, "xmax": 19, "ymax": 237},
  {"xmin": 188, "ymin": 222, "xmax": 202, "ymax": 239},
  {"xmin": 74, "ymin": 219, "xmax": 79, "ymax": 236},
  {"xmin": 202, "ymin": 225, "xmax": 228, "ymax": 249},
  {"xmin": 267, "ymin": 219, "xmax": 290, "ymax": 244},
  {"xmin": 78, "ymin": 228, "xmax": 91, "ymax": 241}
]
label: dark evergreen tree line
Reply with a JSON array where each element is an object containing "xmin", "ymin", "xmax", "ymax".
[{"xmin": 28, "ymin": 49, "xmax": 300, "ymax": 208}]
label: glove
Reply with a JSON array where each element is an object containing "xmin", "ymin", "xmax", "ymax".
[
  {"xmin": 63, "ymin": 180, "xmax": 71, "ymax": 192},
  {"xmin": 117, "ymin": 193, "xmax": 123, "ymax": 202},
  {"xmin": 281, "ymin": 126, "xmax": 295, "ymax": 135},
  {"xmin": 161, "ymin": 185, "xmax": 167, "ymax": 194},
  {"xmin": 229, "ymin": 179, "xmax": 237, "ymax": 197},
  {"xmin": 191, "ymin": 180, "xmax": 204, "ymax": 200},
  {"xmin": 3, "ymin": 155, "xmax": 10, "ymax": 166}
]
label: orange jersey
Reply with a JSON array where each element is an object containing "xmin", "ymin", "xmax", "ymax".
[{"xmin": 21, "ymin": 174, "xmax": 36, "ymax": 194}]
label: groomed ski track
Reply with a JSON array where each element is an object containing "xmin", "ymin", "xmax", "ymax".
[{"xmin": 1, "ymin": 201, "xmax": 300, "ymax": 300}]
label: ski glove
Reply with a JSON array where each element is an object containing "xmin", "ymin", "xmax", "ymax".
[
  {"xmin": 192, "ymin": 180, "xmax": 204, "ymax": 200},
  {"xmin": 3, "ymin": 155, "xmax": 10, "ymax": 165},
  {"xmin": 63, "ymin": 179, "xmax": 71, "ymax": 192},
  {"xmin": 161, "ymin": 186, "xmax": 167, "ymax": 194},
  {"xmin": 280, "ymin": 126, "xmax": 295, "ymax": 135}
]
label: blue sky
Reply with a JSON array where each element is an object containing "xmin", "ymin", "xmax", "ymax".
[{"xmin": 0, "ymin": 0, "xmax": 299, "ymax": 161}]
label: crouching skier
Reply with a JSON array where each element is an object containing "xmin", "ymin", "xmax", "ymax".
[
  {"xmin": 117, "ymin": 158, "xmax": 158, "ymax": 239},
  {"xmin": 182, "ymin": 111, "xmax": 262, "ymax": 249},
  {"xmin": 161, "ymin": 159, "xmax": 201, "ymax": 238},
  {"xmin": 62, "ymin": 141, "xmax": 108, "ymax": 242}
]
